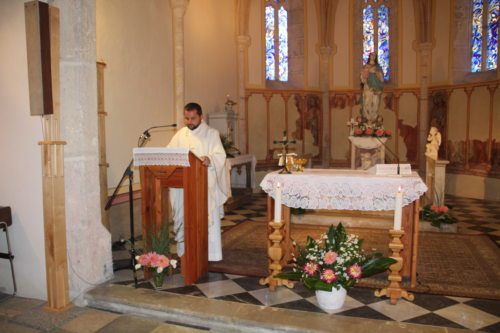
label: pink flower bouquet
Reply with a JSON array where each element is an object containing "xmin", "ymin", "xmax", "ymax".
[
  {"xmin": 135, "ymin": 251, "xmax": 177, "ymax": 274},
  {"xmin": 351, "ymin": 115, "xmax": 391, "ymax": 138},
  {"xmin": 275, "ymin": 224, "xmax": 395, "ymax": 291},
  {"xmin": 422, "ymin": 204, "xmax": 457, "ymax": 228}
]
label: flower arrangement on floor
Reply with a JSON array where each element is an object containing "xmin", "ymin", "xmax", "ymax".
[
  {"xmin": 352, "ymin": 116, "xmax": 392, "ymax": 138},
  {"xmin": 134, "ymin": 224, "xmax": 177, "ymax": 288},
  {"xmin": 275, "ymin": 224, "xmax": 395, "ymax": 310},
  {"xmin": 421, "ymin": 204, "xmax": 457, "ymax": 229}
]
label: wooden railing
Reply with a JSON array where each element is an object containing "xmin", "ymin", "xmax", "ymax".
[{"xmin": 245, "ymin": 79, "xmax": 500, "ymax": 178}]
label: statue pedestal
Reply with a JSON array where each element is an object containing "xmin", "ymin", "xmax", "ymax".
[
  {"xmin": 425, "ymin": 156, "xmax": 449, "ymax": 205},
  {"xmin": 348, "ymin": 136, "xmax": 387, "ymax": 170}
]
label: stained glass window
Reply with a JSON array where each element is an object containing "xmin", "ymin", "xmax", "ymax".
[
  {"xmin": 378, "ymin": 5, "xmax": 390, "ymax": 80},
  {"xmin": 265, "ymin": 6, "xmax": 276, "ymax": 80},
  {"xmin": 362, "ymin": 5, "xmax": 374, "ymax": 64},
  {"xmin": 278, "ymin": 6, "xmax": 288, "ymax": 81},
  {"xmin": 471, "ymin": 0, "xmax": 483, "ymax": 72},
  {"xmin": 486, "ymin": 0, "xmax": 499, "ymax": 70},
  {"xmin": 471, "ymin": 0, "xmax": 499, "ymax": 72},
  {"xmin": 265, "ymin": 0, "xmax": 288, "ymax": 82},
  {"xmin": 362, "ymin": 1, "xmax": 390, "ymax": 81}
]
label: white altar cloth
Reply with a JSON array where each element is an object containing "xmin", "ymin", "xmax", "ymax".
[
  {"xmin": 260, "ymin": 169, "xmax": 427, "ymax": 211},
  {"xmin": 224, "ymin": 154, "xmax": 257, "ymax": 197}
]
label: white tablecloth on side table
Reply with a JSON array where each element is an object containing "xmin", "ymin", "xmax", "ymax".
[{"xmin": 224, "ymin": 154, "xmax": 257, "ymax": 197}]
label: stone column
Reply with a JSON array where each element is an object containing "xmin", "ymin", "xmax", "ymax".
[
  {"xmin": 417, "ymin": 42, "xmax": 432, "ymax": 176},
  {"xmin": 319, "ymin": 46, "xmax": 332, "ymax": 167},
  {"xmin": 170, "ymin": 0, "xmax": 189, "ymax": 125},
  {"xmin": 315, "ymin": 0, "xmax": 337, "ymax": 167},
  {"xmin": 393, "ymin": 92, "xmax": 401, "ymax": 160},
  {"xmin": 487, "ymin": 84, "xmax": 498, "ymax": 163},
  {"xmin": 464, "ymin": 86, "xmax": 473, "ymax": 170},
  {"xmin": 236, "ymin": 35, "xmax": 251, "ymax": 154},
  {"xmin": 53, "ymin": 0, "xmax": 113, "ymax": 300}
]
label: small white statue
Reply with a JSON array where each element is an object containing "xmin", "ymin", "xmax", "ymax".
[
  {"xmin": 425, "ymin": 126, "xmax": 441, "ymax": 160},
  {"xmin": 224, "ymin": 94, "xmax": 237, "ymax": 113}
]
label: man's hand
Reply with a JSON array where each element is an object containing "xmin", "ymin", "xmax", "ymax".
[{"xmin": 201, "ymin": 156, "xmax": 211, "ymax": 166}]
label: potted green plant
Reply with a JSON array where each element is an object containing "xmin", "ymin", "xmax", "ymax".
[
  {"xmin": 220, "ymin": 134, "xmax": 240, "ymax": 158},
  {"xmin": 134, "ymin": 224, "xmax": 177, "ymax": 288},
  {"xmin": 421, "ymin": 204, "xmax": 457, "ymax": 229}
]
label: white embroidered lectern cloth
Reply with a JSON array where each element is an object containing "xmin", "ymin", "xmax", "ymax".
[
  {"xmin": 260, "ymin": 169, "xmax": 427, "ymax": 211},
  {"xmin": 133, "ymin": 147, "xmax": 190, "ymax": 167}
]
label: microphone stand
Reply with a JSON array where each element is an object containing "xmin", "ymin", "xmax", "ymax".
[{"xmin": 105, "ymin": 124, "xmax": 176, "ymax": 288}]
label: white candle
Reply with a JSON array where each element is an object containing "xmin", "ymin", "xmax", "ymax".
[
  {"xmin": 274, "ymin": 182, "xmax": 282, "ymax": 222},
  {"xmin": 393, "ymin": 186, "xmax": 403, "ymax": 230}
]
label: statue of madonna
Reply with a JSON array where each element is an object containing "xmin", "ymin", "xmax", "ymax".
[{"xmin": 360, "ymin": 52, "xmax": 384, "ymax": 125}]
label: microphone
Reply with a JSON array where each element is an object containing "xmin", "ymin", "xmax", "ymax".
[
  {"xmin": 374, "ymin": 135, "xmax": 400, "ymax": 175},
  {"xmin": 138, "ymin": 124, "xmax": 176, "ymax": 145}
]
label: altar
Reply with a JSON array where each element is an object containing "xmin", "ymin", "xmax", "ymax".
[{"xmin": 260, "ymin": 169, "xmax": 427, "ymax": 287}]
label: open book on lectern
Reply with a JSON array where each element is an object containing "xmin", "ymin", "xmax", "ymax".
[
  {"xmin": 367, "ymin": 163, "xmax": 412, "ymax": 176},
  {"xmin": 132, "ymin": 147, "xmax": 191, "ymax": 167}
]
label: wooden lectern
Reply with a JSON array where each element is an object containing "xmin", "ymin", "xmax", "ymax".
[{"xmin": 138, "ymin": 151, "xmax": 208, "ymax": 285}]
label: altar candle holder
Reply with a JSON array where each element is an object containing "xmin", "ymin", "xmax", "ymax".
[
  {"xmin": 258, "ymin": 219, "xmax": 294, "ymax": 291},
  {"xmin": 374, "ymin": 229, "xmax": 415, "ymax": 304}
]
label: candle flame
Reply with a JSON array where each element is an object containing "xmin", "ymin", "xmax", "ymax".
[
  {"xmin": 276, "ymin": 182, "xmax": 281, "ymax": 188},
  {"xmin": 398, "ymin": 186, "xmax": 402, "ymax": 192}
]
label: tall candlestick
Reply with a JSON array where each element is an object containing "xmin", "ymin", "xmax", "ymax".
[
  {"xmin": 274, "ymin": 182, "xmax": 282, "ymax": 222},
  {"xmin": 393, "ymin": 186, "xmax": 403, "ymax": 230}
]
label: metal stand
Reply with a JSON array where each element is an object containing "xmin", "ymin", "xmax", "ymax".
[{"xmin": 105, "ymin": 132, "xmax": 150, "ymax": 288}]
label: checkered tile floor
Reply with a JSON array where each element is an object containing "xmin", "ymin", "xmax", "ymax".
[
  {"xmin": 446, "ymin": 195, "xmax": 500, "ymax": 247},
  {"xmin": 112, "ymin": 193, "xmax": 500, "ymax": 332},
  {"xmin": 220, "ymin": 192, "xmax": 268, "ymax": 232}
]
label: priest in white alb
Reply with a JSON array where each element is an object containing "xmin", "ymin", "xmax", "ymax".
[{"xmin": 167, "ymin": 102, "xmax": 229, "ymax": 261}]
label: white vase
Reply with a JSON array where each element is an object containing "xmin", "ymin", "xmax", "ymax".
[{"xmin": 315, "ymin": 287, "xmax": 347, "ymax": 311}]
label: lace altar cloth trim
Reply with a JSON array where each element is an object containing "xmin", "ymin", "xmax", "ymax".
[
  {"xmin": 133, "ymin": 147, "xmax": 190, "ymax": 167},
  {"xmin": 260, "ymin": 169, "xmax": 427, "ymax": 211}
]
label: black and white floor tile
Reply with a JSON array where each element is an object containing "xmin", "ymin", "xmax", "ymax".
[
  {"xmin": 446, "ymin": 195, "xmax": 500, "ymax": 247},
  {"xmin": 112, "ymin": 193, "xmax": 500, "ymax": 332},
  {"xmin": 220, "ymin": 193, "xmax": 268, "ymax": 232},
  {"xmin": 111, "ymin": 271, "xmax": 500, "ymax": 332}
]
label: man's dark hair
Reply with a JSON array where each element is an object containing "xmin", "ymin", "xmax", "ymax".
[{"xmin": 184, "ymin": 102, "xmax": 203, "ymax": 115}]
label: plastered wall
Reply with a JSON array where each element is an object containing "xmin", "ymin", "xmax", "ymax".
[
  {"xmin": 0, "ymin": 0, "xmax": 47, "ymax": 299},
  {"xmin": 96, "ymin": 0, "xmax": 175, "ymax": 188},
  {"xmin": 97, "ymin": 0, "xmax": 238, "ymax": 189}
]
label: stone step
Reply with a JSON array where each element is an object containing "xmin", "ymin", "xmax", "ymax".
[{"xmin": 82, "ymin": 283, "xmax": 440, "ymax": 333}]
